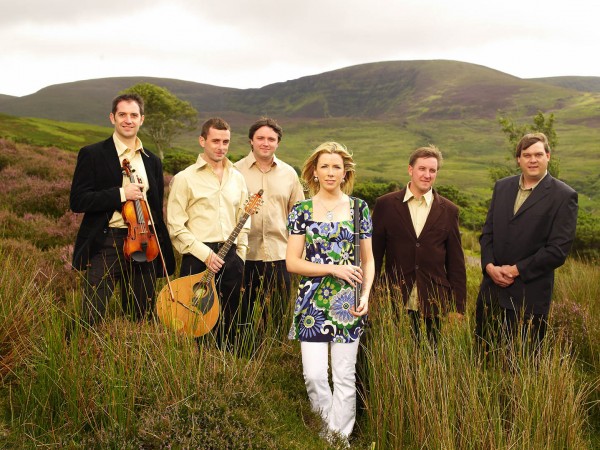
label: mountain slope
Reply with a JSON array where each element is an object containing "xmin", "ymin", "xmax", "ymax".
[
  {"xmin": 0, "ymin": 60, "xmax": 590, "ymax": 125},
  {"xmin": 530, "ymin": 76, "xmax": 600, "ymax": 92},
  {"xmin": 0, "ymin": 77, "xmax": 238, "ymax": 125}
]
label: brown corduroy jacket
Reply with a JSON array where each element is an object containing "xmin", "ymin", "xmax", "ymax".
[{"xmin": 372, "ymin": 188, "xmax": 467, "ymax": 318}]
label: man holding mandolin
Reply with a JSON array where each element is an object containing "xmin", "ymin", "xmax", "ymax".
[
  {"xmin": 167, "ymin": 117, "xmax": 250, "ymax": 349},
  {"xmin": 70, "ymin": 93, "xmax": 175, "ymax": 326}
]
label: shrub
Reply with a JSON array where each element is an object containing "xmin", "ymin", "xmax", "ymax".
[
  {"xmin": 163, "ymin": 150, "xmax": 197, "ymax": 175},
  {"xmin": 0, "ymin": 210, "xmax": 80, "ymax": 249},
  {"xmin": 572, "ymin": 210, "xmax": 600, "ymax": 259},
  {"xmin": 0, "ymin": 143, "xmax": 75, "ymax": 218},
  {"xmin": 436, "ymin": 184, "xmax": 471, "ymax": 208},
  {"xmin": 353, "ymin": 181, "xmax": 400, "ymax": 207}
]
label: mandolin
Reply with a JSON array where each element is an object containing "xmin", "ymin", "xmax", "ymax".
[{"xmin": 156, "ymin": 190, "xmax": 263, "ymax": 337}]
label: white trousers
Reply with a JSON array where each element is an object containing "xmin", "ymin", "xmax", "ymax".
[{"xmin": 301, "ymin": 339, "xmax": 360, "ymax": 437}]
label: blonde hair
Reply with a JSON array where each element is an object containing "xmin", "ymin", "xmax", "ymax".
[{"xmin": 301, "ymin": 142, "xmax": 356, "ymax": 196}]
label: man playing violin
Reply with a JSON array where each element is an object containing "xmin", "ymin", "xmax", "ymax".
[
  {"xmin": 70, "ymin": 93, "xmax": 175, "ymax": 326},
  {"xmin": 167, "ymin": 117, "xmax": 250, "ymax": 350}
]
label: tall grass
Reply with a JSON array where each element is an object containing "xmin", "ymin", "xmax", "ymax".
[
  {"xmin": 0, "ymin": 248, "xmax": 326, "ymax": 449},
  {"xmin": 362, "ymin": 292, "xmax": 593, "ymax": 449},
  {"xmin": 360, "ymin": 260, "xmax": 599, "ymax": 449},
  {"xmin": 1, "ymin": 246, "xmax": 599, "ymax": 448}
]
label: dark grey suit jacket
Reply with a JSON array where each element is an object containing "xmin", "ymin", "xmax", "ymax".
[
  {"xmin": 478, "ymin": 174, "xmax": 578, "ymax": 315},
  {"xmin": 70, "ymin": 137, "xmax": 175, "ymax": 276}
]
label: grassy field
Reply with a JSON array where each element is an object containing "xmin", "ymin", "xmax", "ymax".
[
  {"xmin": 0, "ymin": 248, "xmax": 598, "ymax": 448},
  {"xmin": 0, "ymin": 125, "xmax": 599, "ymax": 448},
  {"xmin": 2, "ymin": 112, "xmax": 598, "ymax": 214}
]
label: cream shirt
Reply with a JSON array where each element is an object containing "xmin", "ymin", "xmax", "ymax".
[
  {"xmin": 167, "ymin": 155, "xmax": 249, "ymax": 262},
  {"xmin": 403, "ymin": 184, "xmax": 434, "ymax": 311},
  {"xmin": 234, "ymin": 151, "xmax": 304, "ymax": 261},
  {"xmin": 108, "ymin": 133, "xmax": 149, "ymax": 228}
]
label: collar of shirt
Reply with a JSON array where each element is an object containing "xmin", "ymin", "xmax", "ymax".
[
  {"xmin": 403, "ymin": 183, "xmax": 434, "ymax": 206},
  {"xmin": 519, "ymin": 171, "xmax": 548, "ymax": 191},
  {"xmin": 241, "ymin": 150, "xmax": 280, "ymax": 171},
  {"xmin": 193, "ymin": 153, "xmax": 234, "ymax": 171},
  {"xmin": 113, "ymin": 133, "xmax": 147, "ymax": 157}
]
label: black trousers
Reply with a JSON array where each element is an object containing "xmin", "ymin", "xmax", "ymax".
[
  {"xmin": 243, "ymin": 260, "xmax": 291, "ymax": 330},
  {"xmin": 408, "ymin": 310, "xmax": 440, "ymax": 346},
  {"xmin": 180, "ymin": 244, "xmax": 245, "ymax": 348},
  {"xmin": 475, "ymin": 294, "xmax": 548, "ymax": 353},
  {"xmin": 82, "ymin": 228, "xmax": 156, "ymax": 326}
]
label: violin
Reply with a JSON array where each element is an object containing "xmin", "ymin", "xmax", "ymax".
[{"xmin": 121, "ymin": 158, "xmax": 159, "ymax": 263}]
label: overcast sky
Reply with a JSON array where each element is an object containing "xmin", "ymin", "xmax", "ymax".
[{"xmin": 1, "ymin": 0, "xmax": 598, "ymax": 97}]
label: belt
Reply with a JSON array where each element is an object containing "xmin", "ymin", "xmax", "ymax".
[
  {"xmin": 105, "ymin": 227, "xmax": 129, "ymax": 237},
  {"xmin": 204, "ymin": 242, "xmax": 225, "ymax": 252}
]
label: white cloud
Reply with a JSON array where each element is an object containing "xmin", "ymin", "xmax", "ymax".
[{"xmin": 0, "ymin": 0, "xmax": 599, "ymax": 96}]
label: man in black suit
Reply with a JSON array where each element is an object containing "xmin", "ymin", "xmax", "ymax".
[
  {"xmin": 475, "ymin": 132, "xmax": 578, "ymax": 347},
  {"xmin": 70, "ymin": 93, "xmax": 175, "ymax": 325}
]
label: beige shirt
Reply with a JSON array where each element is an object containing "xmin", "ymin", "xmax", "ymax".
[
  {"xmin": 403, "ymin": 184, "xmax": 434, "ymax": 311},
  {"xmin": 514, "ymin": 172, "xmax": 547, "ymax": 214},
  {"xmin": 109, "ymin": 133, "xmax": 150, "ymax": 228},
  {"xmin": 234, "ymin": 151, "xmax": 304, "ymax": 261},
  {"xmin": 167, "ymin": 155, "xmax": 250, "ymax": 262}
]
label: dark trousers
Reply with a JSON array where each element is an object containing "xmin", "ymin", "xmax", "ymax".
[
  {"xmin": 475, "ymin": 295, "xmax": 548, "ymax": 354},
  {"xmin": 180, "ymin": 244, "xmax": 245, "ymax": 349},
  {"xmin": 83, "ymin": 229, "xmax": 156, "ymax": 326},
  {"xmin": 243, "ymin": 260, "xmax": 291, "ymax": 330},
  {"xmin": 408, "ymin": 310, "xmax": 440, "ymax": 346}
]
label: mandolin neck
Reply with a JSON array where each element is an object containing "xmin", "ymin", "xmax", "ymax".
[{"xmin": 201, "ymin": 210, "xmax": 251, "ymax": 284}]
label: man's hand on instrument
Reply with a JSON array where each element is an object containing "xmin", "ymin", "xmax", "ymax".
[
  {"xmin": 124, "ymin": 183, "xmax": 144, "ymax": 201},
  {"xmin": 206, "ymin": 251, "xmax": 224, "ymax": 274}
]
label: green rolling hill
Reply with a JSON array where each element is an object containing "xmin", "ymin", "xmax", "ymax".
[
  {"xmin": 0, "ymin": 60, "xmax": 598, "ymax": 213},
  {"xmin": 530, "ymin": 76, "xmax": 600, "ymax": 93},
  {"xmin": 1, "ymin": 60, "xmax": 596, "ymax": 123}
]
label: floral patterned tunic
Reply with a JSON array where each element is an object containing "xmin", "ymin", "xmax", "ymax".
[{"xmin": 287, "ymin": 197, "xmax": 373, "ymax": 343}]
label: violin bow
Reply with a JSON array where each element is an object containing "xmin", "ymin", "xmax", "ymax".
[{"xmin": 138, "ymin": 176, "xmax": 176, "ymax": 303}]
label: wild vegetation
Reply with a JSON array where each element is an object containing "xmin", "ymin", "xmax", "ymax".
[
  {"xmin": 1, "ymin": 64, "xmax": 599, "ymax": 445},
  {"xmin": 121, "ymin": 83, "xmax": 198, "ymax": 160},
  {"xmin": 0, "ymin": 126, "xmax": 599, "ymax": 448},
  {"xmin": 1, "ymin": 61, "xmax": 599, "ymax": 208}
]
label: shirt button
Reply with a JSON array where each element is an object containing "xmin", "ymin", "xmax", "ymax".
[
  {"xmin": 416, "ymin": 243, "xmax": 420, "ymax": 247},
  {"xmin": 415, "ymin": 265, "xmax": 419, "ymax": 270}
]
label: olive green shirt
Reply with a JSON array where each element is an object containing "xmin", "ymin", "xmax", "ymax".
[{"xmin": 514, "ymin": 172, "xmax": 547, "ymax": 215}]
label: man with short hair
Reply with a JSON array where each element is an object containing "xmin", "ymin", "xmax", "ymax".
[
  {"xmin": 167, "ymin": 117, "xmax": 250, "ymax": 348},
  {"xmin": 70, "ymin": 93, "xmax": 175, "ymax": 325},
  {"xmin": 475, "ymin": 132, "xmax": 578, "ymax": 347},
  {"xmin": 372, "ymin": 145, "xmax": 466, "ymax": 342},
  {"xmin": 234, "ymin": 117, "xmax": 304, "ymax": 330}
]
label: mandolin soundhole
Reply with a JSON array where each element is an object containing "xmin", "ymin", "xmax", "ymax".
[{"xmin": 192, "ymin": 282, "xmax": 215, "ymax": 315}]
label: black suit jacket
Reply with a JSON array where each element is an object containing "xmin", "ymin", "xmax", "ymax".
[
  {"xmin": 70, "ymin": 137, "xmax": 175, "ymax": 276},
  {"xmin": 372, "ymin": 188, "xmax": 467, "ymax": 317},
  {"xmin": 478, "ymin": 174, "xmax": 578, "ymax": 315}
]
